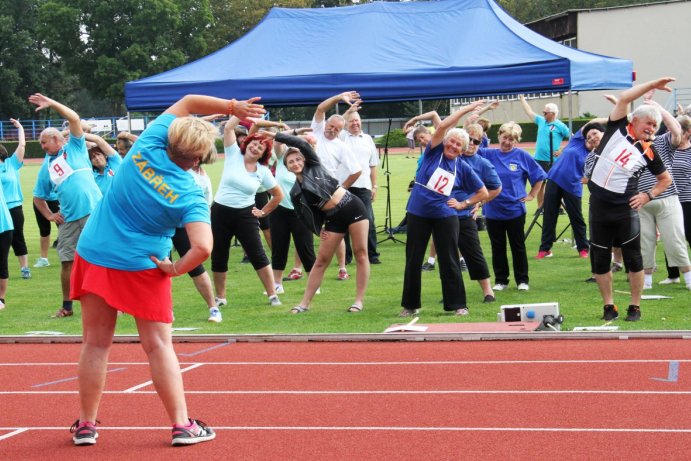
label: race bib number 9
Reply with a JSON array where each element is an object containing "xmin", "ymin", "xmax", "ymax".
[
  {"xmin": 49, "ymin": 155, "xmax": 75, "ymax": 187},
  {"xmin": 426, "ymin": 167, "xmax": 455, "ymax": 196}
]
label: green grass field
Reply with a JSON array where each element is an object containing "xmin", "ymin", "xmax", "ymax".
[{"xmin": 1, "ymin": 152, "xmax": 689, "ymax": 336}]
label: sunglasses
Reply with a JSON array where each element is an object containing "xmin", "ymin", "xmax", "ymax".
[{"xmin": 469, "ymin": 138, "xmax": 482, "ymax": 146}]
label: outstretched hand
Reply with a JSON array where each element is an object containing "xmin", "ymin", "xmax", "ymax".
[
  {"xmin": 232, "ymin": 97, "xmax": 265, "ymax": 119},
  {"xmin": 340, "ymin": 91, "xmax": 361, "ymax": 106},
  {"xmin": 257, "ymin": 129, "xmax": 276, "ymax": 139},
  {"xmin": 9, "ymin": 118, "xmax": 23, "ymax": 130},
  {"xmin": 28, "ymin": 93, "xmax": 52, "ymax": 111},
  {"xmin": 651, "ymin": 77, "xmax": 676, "ymax": 93}
]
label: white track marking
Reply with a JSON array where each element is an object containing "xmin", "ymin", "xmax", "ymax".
[
  {"xmin": 2, "ymin": 389, "xmax": 690, "ymax": 395},
  {"xmin": 123, "ymin": 363, "xmax": 203, "ymax": 393},
  {"xmin": 1, "ymin": 359, "xmax": 690, "ymax": 366},
  {"xmin": 0, "ymin": 428, "xmax": 27, "ymax": 441},
  {"xmin": 1, "ymin": 426, "xmax": 690, "ymax": 434}
]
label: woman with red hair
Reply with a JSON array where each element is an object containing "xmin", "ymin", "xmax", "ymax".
[{"xmin": 210, "ymin": 116, "xmax": 284, "ymax": 309}]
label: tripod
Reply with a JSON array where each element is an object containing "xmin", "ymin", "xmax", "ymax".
[{"xmin": 377, "ymin": 118, "xmax": 405, "ymax": 245}]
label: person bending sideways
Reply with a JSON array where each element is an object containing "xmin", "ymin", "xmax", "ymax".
[
  {"xmin": 584, "ymin": 77, "xmax": 674, "ymax": 322},
  {"xmin": 69, "ymin": 94, "xmax": 264, "ymax": 446}
]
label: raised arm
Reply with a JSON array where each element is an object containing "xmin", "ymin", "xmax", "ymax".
[
  {"xmin": 166, "ymin": 95, "xmax": 265, "ymax": 120},
  {"xmin": 273, "ymin": 132, "xmax": 321, "ymax": 165},
  {"xmin": 28, "ymin": 94, "xmax": 82, "ymax": 138},
  {"xmin": 518, "ymin": 95, "xmax": 537, "ymax": 121},
  {"xmin": 610, "ymin": 77, "xmax": 675, "ymax": 121},
  {"xmin": 223, "ymin": 116, "xmax": 242, "ymax": 148},
  {"xmin": 84, "ymin": 133, "xmax": 117, "ymax": 157},
  {"xmin": 430, "ymin": 100, "xmax": 485, "ymax": 147},
  {"xmin": 9, "ymin": 119, "xmax": 25, "ymax": 162},
  {"xmin": 314, "ymin": 91, "xmax": 360, "ymax": 123},
  {"xmin": 643, "ymin": 97, "xmax": 682, "ymax": 146},
  {"xmin": 403, "ymin": 111, "xmax": 442, "ymax": 132},
  {"xmin": 247, "ymin": 118, "xmax": 290, "ymax": 136}
]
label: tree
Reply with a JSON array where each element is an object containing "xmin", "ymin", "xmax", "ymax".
[
  {"xmin": 36, "ymin": 0, "xmax": 215, "ymax": 114},
  {"xmin": 0, "ymin": 0, "xmax": 53, "ymax": 119},
  {"xmin": 206, "ymin": 0, "xmax": 311, "ymax": 53}
]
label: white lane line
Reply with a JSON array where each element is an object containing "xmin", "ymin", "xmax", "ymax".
[
  {"xmin": 2, "ymin": 389, "xmax": 690, "ymax": 395},
  {"xmin": 1, "ymin": 426, "xmax": 690, "ymax": 433},
  {"xmin": 123, "ymin": 363, "xmax": 204, "ymax": 393},
  {"xmin": 2, "ymin": 359, "xmax": 690, "ymax": 366},
  {"xmin": 0, "ymin": 428, "xmax": 28, "ymax": 441}
]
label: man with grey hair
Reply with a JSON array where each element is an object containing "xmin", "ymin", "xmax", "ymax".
[
  {"xmin": 30, "ymin": 93, "xmax": 102, "ymax": 318},
  {"xmin": 311, "ymin": 91, "xmax": 362, "ymax": 280},
  {"xmin": 340, "ymin": 102, "xmax": 380, "ymax": 264},
  {"xmin": 584, "ymin": 77, "xmax": 674, "ymax": 322},
  {"xmin": 519, "ymin": 95, "xmax": 571, "ymax": 208}
]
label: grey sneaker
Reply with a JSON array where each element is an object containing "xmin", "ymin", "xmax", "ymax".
[
  {"xmin": 33, "ymin": 257, "xmax": 50, "ymax": 268},
  {"xmin": 269, "ymin": 295, "xmax": 282, "ymax": 306},
  {"xmin": 171, "ymin": 419, "xmax": 216, "ymax": 446},
  {"xmin": 21, "ymin": 267, "xmax": 31, "ymax": 279},
  {"xmin": 70, "ymin": 420, "xmax": 98, "ymax": 446},
  {"xmin": 214, "ymin": 297, "xmax": 227, "ymax": 307}
]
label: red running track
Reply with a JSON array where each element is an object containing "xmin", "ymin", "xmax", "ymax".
[{"xmin": 0, "ymin": 340, "xmax": 689, "ymax": 460}]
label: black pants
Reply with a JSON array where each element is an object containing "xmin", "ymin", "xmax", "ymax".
[
  {"xmin": 539, "ymin": 181, "xmax": 589, "ymax": 252},
  {"xmin": 402, "ymin": 213, "xmax": 465, "ymax": 311},
  {"xmin": 210, "ymin": 202, "xmax": 270, "ymax": 272},
  {"xmin": 9, "ymin": 206, "xmax": 28, "ymax": 256},
  {"xmin": 33, "ymin": 200, "xmax": 60, "ymax": 237},
  {"xmin": 269, "ymin": 205, "xmax": 316, "ymax": 273},
  {"xmin": 0, "ymin": 230, "xmax": 13, "ymax": 279},
  {"xmin": 344, "ymin": 187, "xmax": 378, "ymax": 261},
  {"xmin": 171, "ymin": 227, "xmax": 206, "ymax": 278},
  {"xmin": 486, "ymin": 214, "xmax": 529, "ymax": 285},
  {"xmin": 457, "ymin": 216, "xmax": 490, "ymax": 280},
  {"xmin": 589, "ymin": 196, "xmax": 642, "ymax": 274},
  {"xmin": 666, "ymin": 201, "xmax": 691, "ymax": 279}
]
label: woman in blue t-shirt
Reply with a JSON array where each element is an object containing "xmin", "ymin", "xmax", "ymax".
[
  {"xmin": 70, "ymin": 94, "xmax": 265, "ymax": 447},
  {"xmin": 400, "ymin": 101, "xmax": 488, "ymax": 317},
  {"xmin": 479, "ymin": 122, "xmax": 546, "ymax": 292}
]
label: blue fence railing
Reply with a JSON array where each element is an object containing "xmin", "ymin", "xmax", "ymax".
[{"xmin": 0, "ymin": 116, "xmax": 157, "ymax": 141}]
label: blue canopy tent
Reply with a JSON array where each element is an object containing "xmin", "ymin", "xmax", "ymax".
[{"xmin": 124, "ymin": 0, "xmax": 633, "ymax": 111}]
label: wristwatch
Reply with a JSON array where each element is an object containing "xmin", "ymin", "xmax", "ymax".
[
  {"xmin": 645, "ymin": 191, "xmax": 654, "ymax": 201},
  {"xmin": 464, "ymin": 199, "xmax": 471, "ymax": 207}
]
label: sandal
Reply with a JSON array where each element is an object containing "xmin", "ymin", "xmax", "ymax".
[
  {"xmin": 398, "ymin": 308, "xmax": 419, "ymax": 318},
  {"xmin": 53, "ymin": 308, "xmax": 74, "ymax": 318},
  {"xmin": 347, "ymin": 303, "xmax": 363, "ymax": 313},
  {"xmin": 290, "ymin": 306, "xmax": 309, "ymax": 314}
]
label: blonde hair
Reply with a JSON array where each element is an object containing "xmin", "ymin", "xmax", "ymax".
[
  {"xmin": 167, "ymin": 116, "xmax": 218, "ymax": 165},
  {"xmin": 498, "ymin": 121, "xmax": 522, "ymax": 142},
  {"xmin": 465, "ymin": 123, "xmax": 484, "ymax": 138}
]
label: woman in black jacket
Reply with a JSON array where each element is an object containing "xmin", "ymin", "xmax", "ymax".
[{"xmin": 263, "ymin": 130, "xmax": 370, "ymax": 313}]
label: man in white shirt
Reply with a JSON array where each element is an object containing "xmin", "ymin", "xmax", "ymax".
[
  {"xmin": 340, "ymin": 106, "xmax": 380, "ymax": 264},
  {"xmin": 312, "ymin": 92, "xmax": 362, "ymax": 279}
]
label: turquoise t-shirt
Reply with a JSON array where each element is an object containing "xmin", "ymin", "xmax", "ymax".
[
  {"xmin": 32, "ymin": 155, "xmax": 58, "ymax": 202},
  {"xmin": 77, "ymin": 114, "xmax": 210, "ymax": 271},
  {"xmin": 0, "ymin": 180, "xmax": 14, "ymax": 233},
  {"xmin": 213, "ymin": 143, "xmax": 277, "ymax": 208},
  {"xmin": 0, "ymin": 153, "xmax": 23, "ymax": 208},
  {"xmin": 93, "ymin": 154, "xmax": 123, "ymax": 195},
  {"xmin": 33, "ymin": 134, "xmax": 102, "ymax": 222},
  {"xmin": 275, "ymin": 156, "xmax": 296, "ymax": 210},
  {"xmin": 534, "ymin": 115, "xmax": 571, "ymax": 162}
]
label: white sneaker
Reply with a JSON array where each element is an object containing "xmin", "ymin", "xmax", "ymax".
[
  {"xmin": 269, "ymin": 295, "xmax": 282, "ymax": 306},
  {"xmin": 208, "ymin": 308, "xmax": 222, "ymax": 323},
  {"xmin": 33, "ymin": 257, "xmax": 50, "ymax": 268},
  {"xmin": 659, "ymin": 277, "xmax": 680, "ymax": 285},
  {"xmin": 214, "ymin": 297, "xmax": 227, "ymax": 307},
  {"xmin": 493, "ymin": 283, "xmax": 508, "ymax": 291},
  {"xmin": 517, "ymin": 283, "xmax": 530, "ymax": 291},
  {"xmin": 263, "ymin": 285, "xmax": 285, "ymax": 295},
  {"xmin": 643, "ymin": 283, "xmax": 652, "ymax": 290},
  {"xmin": 316, "ymin": 287, "xmax": 321, "ymax": 295}
]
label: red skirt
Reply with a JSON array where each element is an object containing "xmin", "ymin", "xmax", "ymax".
[{"xmin": 70, "ymin": 252, "xmax": 174, "ymax": 323}]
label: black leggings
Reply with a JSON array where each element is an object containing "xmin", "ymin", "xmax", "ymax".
[
  {"xmin": 9, "ymin": 206, "xmax": 27, "ymax": 256},
  {"xmin": 210, "ymin": 202, "xmax": 270, "ymax": 272},
  {"xmin": 269, "ymin": 205, "xmax": 315, "ymax": 273},
  {"xmin": 0, "ymin": 230, "xmax": 13, "ymax": 279},
  {"xmin": 33, "ymin": 200, "xmax": 60, "ymax": 237},
  {"xmin": 171, "ymin": 227, "xmax": 206, "ymax": 278}
]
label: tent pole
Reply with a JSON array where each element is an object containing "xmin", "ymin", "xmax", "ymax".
[
  {"xmin": 567, "ymin": 91, "xmax": 573, "ymax": 133},
  {"xmin": 418, "ymin": 99, "xmax": 422, "ymax": 115}
]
